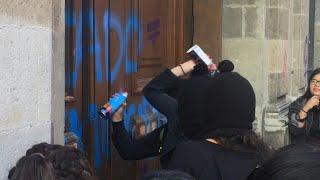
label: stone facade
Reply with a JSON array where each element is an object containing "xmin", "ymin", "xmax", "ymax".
[
  {"xmin": 0, "ymin": 0, "xmax": 64, "ymax": 179},
  {"xmin": 314, "ymin": 1, "xmax": 320, "ymax": 68},
  {"xmin": 222, "ymin": 0, "xmax": 310, "ymax": 148}
]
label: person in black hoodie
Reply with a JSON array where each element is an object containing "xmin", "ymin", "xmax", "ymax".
[
  {"xmin": 111, "ymin": 59, "xmax": 215, "ymax": 167},
  {"xmin": 111, "ymin": 59, "xmax": 273, "ymax": 179},
  {"xmin": 165, "ymin": 68, "xmax": 274, "ymax": 180}
]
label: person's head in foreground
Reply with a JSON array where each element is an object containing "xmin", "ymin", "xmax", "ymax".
[
  {"xmin": 8, "ymin": 153, "xmax": 56, "ymax": 180},
  {"xmin": 247, "ymin": 141, "xmax": 320, "ymax": 180}
]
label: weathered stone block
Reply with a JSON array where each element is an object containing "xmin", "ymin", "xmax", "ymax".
[
  {"xmin": 0, "ymin": 26, "xmax": 52, "ymax": 132},
  {"xmin": 291, "ymin": 68, "xmax": 307, "ymax": 97},
  {"xmin": 269, "ymin": 73, "xmax": 289, "ymax": 101},
  {"xmin": 223, "ymin": 7, "xmax": 242, "ymax": 38},
  {"xmin": 222, "ymin": 40, "xmax": 264, "ymax": 106},
  {"xmin": 245, "ymin": 7, "xmax": 258, "ymax": 38},
  {"xmin": 265, "ymin": 0, "xmax": 289, "ymax": 9},
  {"xmin": 263, "ymin": 125, "xmax": 289, "ymax": 149},
  {"xmin": 314, "ymin": 43, "xmax": 320, "ymax": 62},
  {"xmin": 280, "ymin": 0, "xmax": 290, "ymax": 9},
  {"xmin": 279, "ymin": 9, "xmax": 289, "ymax": 40},
  {"xmin": 292, "ymin": 41, "xmax": 302, "ymax": 69},
  {"xmin": 316, "ymin": 0, "xmax": 320, "ymax": 22},
  {"xmin": 0, "ymin": 0, "xmax": 52, "ymax": 26},
  {"xmin": 267, "ymin": 40, "xmax": 282, "ymax": 72},
  {"xmin": 299, "ymin": 68, "xmax": 307, "ymax": 89},
  {"xmin": 300, "ymin": 20, "xmax": 309, "ymax": 39},
  {"xmin": 293, "ymin": 0, "xmax": 301, "ymax": 14},
  {"xmin": 265, "ymin": 8, "xmax": 280, "ymax": 39},
  {"xmin": 224, "ymin": 0, "xmax": 255, "ymax": 5},
  {"xmin": 52, "ymin": 0, "xmax": 65, "ymax": 144},
  {"xmin": 300, "ymin": 0, "xmax": 309, "ymax": 15},
  {"xmin": 293, "ymin": 16, "xmax": 303, "ymax": 40},
  {"xmin": 265, "ymin": 0, "xmax": 279, "ymax": 7},
  {"xmin": 314, "ymin": 60, "xmax": 320, "ymax": 70}
]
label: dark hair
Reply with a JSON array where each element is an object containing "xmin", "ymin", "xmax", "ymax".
[
  {"xmin": 26, "ymin": 142, "xmax": 62, "ymax": 157},
  {"xmin": 20, "ymin": 143, "xmax": 96, "ymax": 180},
  {"xmin": 302, "ymin": 68, "xmax": 320, "ymax": 98},
  {"xmin": 8, "ymin": 154, "xmax": 56, "ymax": 180},
  {"xmin": 206, "ymin": 128, "xmax": 275, "ymax": 163},
  {"xmin": 142, "ymin": 170, "xmax": 196, "ymax": 180},
  {"xmin": 47, "ymin": 146, "xmax": 97, "ymax": 180},
  {"xmin": 247, "ymin": 142, "xmax": 320, "ymax": 180}
]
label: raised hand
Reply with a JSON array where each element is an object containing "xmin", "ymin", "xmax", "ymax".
[{"xmin": 111, "ymin": 102, "xmax": 127, "ymax": 122}]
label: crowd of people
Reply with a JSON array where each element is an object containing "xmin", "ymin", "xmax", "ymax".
[{"xmin": 8, "ymin": 58, "xmax": 320, "ymax": 180}]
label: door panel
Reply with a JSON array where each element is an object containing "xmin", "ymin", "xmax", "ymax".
[
  {"xmin": 193, "ymin": 0, "xmax": 222, "ymax": 63},
  {"xmin": 65, "ymin": 0, "xmax": 201, "ymax": 179},
  {"xmin": 65, "ymin": 0, "xmax": 85, "ymax": 152}
]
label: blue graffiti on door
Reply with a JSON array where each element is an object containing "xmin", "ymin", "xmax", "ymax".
[
  {"xmin": 65, "ymin": 9, "xmax": 165, "ymax": 169},
  {"xmin": 65, "ymin": 9, "xmax": 142, "ymax": 86}
]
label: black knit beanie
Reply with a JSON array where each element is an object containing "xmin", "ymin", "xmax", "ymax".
[
  {"xmin": 178, "ymin": 60, "xmax": 239, "ymax": 139},
  {"xmin": 202, "ymin": 68, "xmax": 256, "ymax": 138},
  {"xmin": 177, "ymin": 62, "xmax": 212, "ymax": 139}
]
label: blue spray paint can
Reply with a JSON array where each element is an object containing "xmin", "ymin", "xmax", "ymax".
[{"xmin": 98, "ymin": 91, "xmax": 128, "ymax": 120}]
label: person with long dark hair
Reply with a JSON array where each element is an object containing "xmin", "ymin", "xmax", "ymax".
[
  {"xmin": 247, "ymin": 142, "xmax": 320, "ymax": 180},
  {"xmin": 288, "ymin": 68, "xmax": 320, "ymax": 144},
  {"xmin": 111, "ymin": 59, "xmax": 273, "ymax": 179},
  {"xmin": 14, "ymin": 143, "xmax": 97, "ymax": 180},
  {"xmin": 163, "ymin": 64, "xmax": 273, "ymax": 180},
  {"xmin": 8, "ymin": 154, "xmax": 56, "ymax": 180}
]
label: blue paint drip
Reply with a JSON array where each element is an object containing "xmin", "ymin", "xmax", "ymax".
[
  {"xmin": 143, "ymin": 97, "xmax": 154, "ymax": 133},
  {"xmin": 94, "ymin": 113, "xmax": 101, "ymax": 168},
  {"xmin": 124, "ymin": 14, "xmax": 135, "ymax": 74},
  {"xmin": 90, "ymin": 103, "xmax": 101, "ymax": 168},
  {"xmin": 89, "ymin": 9, "xmax": 103, "ymax": 84},
  {"xmin": 73, "ymin": 12, "xmax": 83, "ymax": 88},
  {"xmin": 65, "ymin": 8, "xmax": 76, "ymax": 27},
  {"xmin": 101, "ymin": 120, "xmax": 106, "ymax": 155},
  {"xmin": 124, "ymin": 13, "xmax": 142, "ymax": 74},
  {"xmin": 124, "ymin": 104, "xmax": 136, "ymax": 131},
  {"xmin": 109, "ymin": 13, "xmax": 124, "ymax": 84},
  {"xmin": 103, "ymin": 11, "xmax": 110, "ymax": 83},
  {"xmin": 65, "ymin": 73, "xmax": 71, "ymax": 88},
  {"xmin": 138, "ymin": 104, "xmax": 148, "ymax": 135},
  {"xmin": 67, "ymin": 109, "xmax": 83, "ymax": 151},
  {"xmin": 89, "ymin": 103, "xmax": 96, "ymax": 120},
  {"xmin": 106, "ymin": 120, "xmax": 111, "ymax": 160}
]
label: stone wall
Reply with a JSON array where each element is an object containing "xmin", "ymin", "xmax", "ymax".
[
  {"xmin": 314, "ymin": 1, "xmax": 320, "ymax": 68},
  {"xmin": 222, "ymin": 0, "xmax": 309, "ymax": 148},
  {"xmin": 51, "ymin": 0, "xmax": 65, "ymax": 144},
  {"xmin": 0, "ymin": 0, "xmax": 64, "ymax": 178}
]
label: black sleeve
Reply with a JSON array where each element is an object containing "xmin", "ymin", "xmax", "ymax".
[
  {"xmin": 111, "ymin": 120, "xmax": 163, "ymax": 160},
  {"xmin": 288, "ymin": 98, "xmax": 306, "ymax": 136},
  {"xmin": 143, "ymin": 68, "xmax": 179, "ymax": 120}
]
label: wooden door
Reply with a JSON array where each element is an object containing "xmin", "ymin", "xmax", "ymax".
[
  {"xmin": 193, "ymin": 0, "xmax": 222, "ymax": 64},
  {"xmin": 64, "ymin": 0, "xmax": 219, "ymax": 179}
]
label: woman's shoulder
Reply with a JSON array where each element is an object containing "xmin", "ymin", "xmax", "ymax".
[{"xmin": 290, "ymin": 96, "xmax": 307, "ymax": 106}]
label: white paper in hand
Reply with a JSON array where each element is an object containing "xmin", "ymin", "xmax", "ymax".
[{"xmin": 186, "ymin": 45, "xmax": 213, "ymax": 66}]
